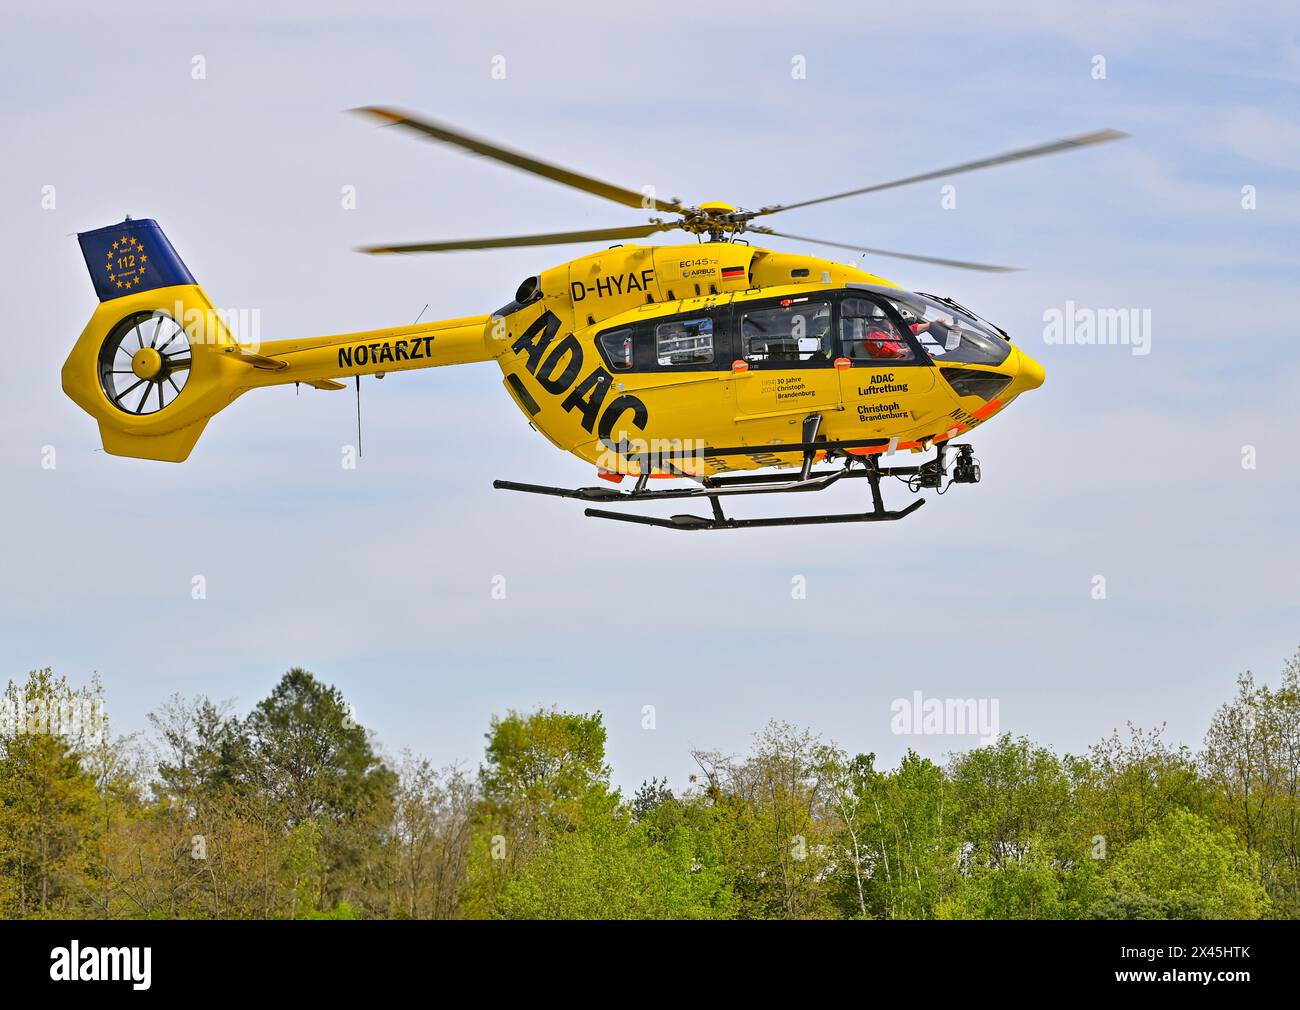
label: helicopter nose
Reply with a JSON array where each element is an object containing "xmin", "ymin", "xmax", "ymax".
[{"xmin": 1016, "ymin": 348, "xmax": 1046, "ymax": 391}]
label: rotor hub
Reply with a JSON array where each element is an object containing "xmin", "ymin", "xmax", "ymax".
[
  {"xmin": 131, "ymin": 347, "xmax": 164, "ymax": 380},
  {"xmin": 680, "ymin": 201, "xmax": 753, "ymax": 241}
]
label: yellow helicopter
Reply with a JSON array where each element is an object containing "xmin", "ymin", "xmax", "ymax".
[{"xmin": 61, "ymin": 109, "xmax": 1125, "ymax": 530}]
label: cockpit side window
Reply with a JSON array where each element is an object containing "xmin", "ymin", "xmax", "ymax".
[
  {"xmin": 839, "ymin": 297, "xmax": 916, "ymax": 362},
  {"xmin": 739, "ymin": 298, "xmax": 834, "ymax": 366}
]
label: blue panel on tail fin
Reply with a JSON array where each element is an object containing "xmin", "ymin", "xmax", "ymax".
[{"xmin": 78, "ymin": 218, "xmax": 196, "ymax": 302}]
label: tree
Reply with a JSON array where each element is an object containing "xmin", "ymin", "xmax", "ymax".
[
  {"xmin": 6, "ymin": 656, "xmax": 1299, "ymax": 921},
  {"xmin": 815, "ymin": 746, "xmax": 874, "ymax": 918},
  {"xmin": 949, "ymin": 735, "xmax": 1074, "ymax": 870},
  {"xmin": 937, "ymin": 834, "xmax": 1064, "ymax": 920},
  {"xmin": 242, "ymin": 670, "xmax": 395, "ymax": 915},
  {"xmin": 495, "ymin": 813, "xmax": 735, "ymax": 920},
  {"xmin": 384, "ymin": 755, "xmax": 475, "ymax": 919},
  {"xmin": 466, "ymin": 708, "xmax": 616, "ymax": 916},
  {"xmin": 1096, "ymin": 808, "xmax": 1269, "ymax": 919},
  {"xmin": 934, "ymin": 736, "xmax": 1084, "ymax": 920},
  {"xmin": 691, "ymin": 722, "xmax": 835, "ymax": 919},
  {"xmin": 478, "ymin": 708, "xmax": 614, "ymax": 830},
  {"xmin": 241, "ymin": 670, "xmax": 394, "ymax": 828},
  {"xmin": 1071, "ymin": 723, "xmax": 1209, "ymax": 853},
  {"xmin": 0, "ymin": 669, "xmax": 106, "ymax": 917},
  {"xmin": 1201, "ymin": 651, "xmax": 1300, "ymax": 916},
  {"xmin": 863, "ymin": 750, "xmax": 956, "ymax": 919},
  {"xmin": 149, "ymin": 693, "xmax": 246, "ymax": 806},
  {"xmin": 631, "ymin": 777, "xmax": 675, "ymax": 824}
]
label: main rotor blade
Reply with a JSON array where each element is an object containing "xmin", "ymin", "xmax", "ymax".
[
  {"xmin": 354, "ymin": 106, "xmax": 684, "ymax": 214},
  {"xmin": 756, "ymin": 129, "xmax": 1128, "ymax": 217},
  {"xmin": 359, "ymin": 222, "xmax": 674, "ymax": 255},
  {"xmin": 748, "ymin": 227, "xmax": 1020, "ymax": 272}
]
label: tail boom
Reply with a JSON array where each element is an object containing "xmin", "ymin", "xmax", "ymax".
[
  {"xmin": 248, "ymin": 314, "xmax": 494, "ymax": 387},
  {"xmin": 63, "ymin": 218, "xmax": 494, "ymax": 462}
]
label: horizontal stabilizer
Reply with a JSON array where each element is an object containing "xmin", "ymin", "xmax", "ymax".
[{"xmin": 223, "ymin": 346, "xmax": 287, "ymax": 370}]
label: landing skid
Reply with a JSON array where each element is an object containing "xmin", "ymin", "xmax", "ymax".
[
  {"xmin": 493, "ymin": 437, "xmax": 979, "ymax": 531},
  {"xmin": 583, "ymin": 498, "xmax": 925, "ymax": 530}
]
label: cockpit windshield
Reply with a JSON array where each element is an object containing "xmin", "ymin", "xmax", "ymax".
[{"xmin": 850, "ymin": 286, "xmax": 1012, "ymax": 367}]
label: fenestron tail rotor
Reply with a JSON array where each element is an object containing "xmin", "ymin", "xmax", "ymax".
[
  {"xmin": 351, "ymin": 108, "xmax": 1127, "ymax": 271},
  {"xmin": 97, "ymin": 311, "xmax": 192, "ymax": 415}
]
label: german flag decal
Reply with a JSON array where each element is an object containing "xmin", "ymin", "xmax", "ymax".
[{"xmin": 721, "ymin": 265, "xmax": 745, "ymax": 280}]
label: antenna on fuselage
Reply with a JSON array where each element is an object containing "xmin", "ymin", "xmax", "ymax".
[{"xmin": 354, "ymin": 375, "xmax": 362, "ymax": 458}]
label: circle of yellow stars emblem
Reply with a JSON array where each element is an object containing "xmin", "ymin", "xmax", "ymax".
[{"xmin": 105, "ymin": 233, "xmax": 149, "ymax": 291}]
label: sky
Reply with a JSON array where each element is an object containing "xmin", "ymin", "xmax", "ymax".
[{"xmin": 1, "ymin": 0, "xmax": 1298, "ymax": 791}]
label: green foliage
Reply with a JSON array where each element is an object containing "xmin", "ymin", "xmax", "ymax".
[
  {"xmin": 1097, "ymin": 808, "xmax": 1269, "ymax": 919},
  {"xmin": 301, "ymin": 901, "xmax": 360, "ymax": 920},
  {"xmin": 691, "ymin": 722, "xmax": 837, "ymax": 919},
  {"xmin": 495, "ymin": 813, "xmax": 735, "ymax": 920},
  {"xmin": 865, "ymin": 750, "xmax": 955, "ymax": 919},
  {"xmin": 1070, "ymin": 723, "xmax": 1210, "ymax": 853},
  {"xmin": 464, "ymin": 707, "xmax": 618, "ymax": 917},
  {"xmin": 383, "ymin": 755, "xmax": 473, "ymax": 920},
  {"xmin": 937, "ymin": 836, "xmax": 1063, "ymax": 920},
  {"xmin": 816, "ymin": 748, "xmax": 955, "ymax": 919},
  {"xmin": 950, "ymin": 735, "xmax": 1074, "ymax": 868},
  {"xmin": 1086, "ymin": 892, "xmax": 1209, "ymax": 920},
  {"xmin": 1201, "ymin": 657, "xmax": 1300, "ymax": 917},
  {"xmin": 0, "ymin": 669, "xmax": 108, "ymax": 917},
  {"xmin": 479, "ymin": 707, "xmax": 614, "ymax": 831},
  {"xmin": 4, "ymin": 649, "xmax": 1300, "ymax": 920},
  {"xmin": 631, "ymin": 777, "xmax": 675, "ymax": 823},
  {"xmin": 242, "ymin": 668, "xmax": 396, "ymax": 830}
]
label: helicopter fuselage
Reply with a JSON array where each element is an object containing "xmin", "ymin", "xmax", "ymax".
[
  {"xmin": 61, "ymin": 222, "xmax": 1043, "ymax": 472},
  {"xmin": 488, "ymin": 241, "xmax": 1045, "ymax": 476},
  {"xmin": 63, "ymin": 109, "xmax": 1120, "ymax": 474}
]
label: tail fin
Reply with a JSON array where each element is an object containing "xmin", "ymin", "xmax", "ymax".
[
  {"xmin": 78, "ymin": 218, "xmax": 197, "ymax": 301},
  {"xmin": 63, "ymin": 218, "xmax": 494, "ymax": 462}
]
